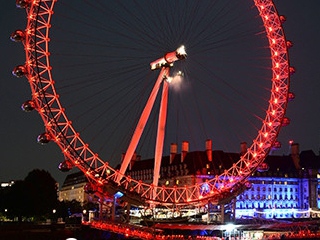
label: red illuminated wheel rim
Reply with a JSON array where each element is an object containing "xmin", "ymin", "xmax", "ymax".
[{"xmin": 17, "ymin": 0, "xmax": 290, "ymax": 207}]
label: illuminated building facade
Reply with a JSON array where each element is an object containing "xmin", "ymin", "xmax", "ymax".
[
  {"xmin": 59, "ymin": 171, "xmax": 89, "ymax": 204},
  {"xmin": 235, "ymin": 145, "xmax": 320, "ymax": 219},
  {"xmin": 124, "ymin": 141, "xmax": 320, "ymax": 220}
]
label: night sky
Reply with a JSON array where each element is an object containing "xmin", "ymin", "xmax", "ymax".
[{"xmin": 1, "ymin": 0, "xmax": 320, "ymax": 187}]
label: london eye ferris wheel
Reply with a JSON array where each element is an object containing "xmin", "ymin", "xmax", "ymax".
[{"xmin": 12, "ymin": 0, "xmax": 293, "ymax": 209}]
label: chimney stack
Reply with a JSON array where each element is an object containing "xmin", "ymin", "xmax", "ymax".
[
  {"xmin": 206, "ymin": 139, "xmax": 212, "ymax": 161},
  {"xmin": 181, "ymin": 141, "xmax": 189, "ymax": 163},
  {"xmin": 129, "ymin": 152, "xmax": 139, "ymax": 170},
  {"xmin": 240, "ymin": 142, "xmax": 247, "ymax": 156},
  {"xmin": 291, "ymin": 143, "xmax": 301, "ymax": 169},
  {"xmin": 170, "ymin": 143, "xmax": 178, "ymax": 164}
]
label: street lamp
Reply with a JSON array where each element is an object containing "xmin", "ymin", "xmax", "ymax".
[
  {"xmin": 82, "ymin": 209, "xmax": 87, "ymax": 222},
  {"xmin": 52, "ymin": 209, "xmax": 56, "ymax": 223}
]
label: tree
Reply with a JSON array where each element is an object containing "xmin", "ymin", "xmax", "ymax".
[{"xmin": 23, "ymin": 169, "xmax": 59, "ymax": 220}]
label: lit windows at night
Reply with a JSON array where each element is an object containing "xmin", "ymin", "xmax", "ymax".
[{"xmin": 235, "ymin": 176, "xmax": 312, "ymax": 219}]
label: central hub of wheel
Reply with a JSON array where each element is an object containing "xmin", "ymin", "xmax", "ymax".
[{"xmin": 150, "ymin": 45, "xmax": 187, "ymax": 70}]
